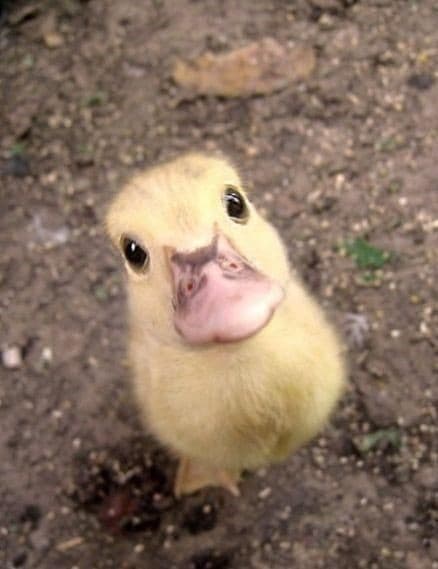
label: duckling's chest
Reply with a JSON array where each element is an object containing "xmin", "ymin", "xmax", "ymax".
[{"xmin": 143, "ymin": 347, "xmax": 288, "ymax": 447}]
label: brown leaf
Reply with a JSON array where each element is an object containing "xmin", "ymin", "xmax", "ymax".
[{"xmin": 172, "ymin": 38, "xmax": 316, "ymax": 98}]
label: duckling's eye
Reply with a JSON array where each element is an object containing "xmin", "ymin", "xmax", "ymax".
[
  {"xmin": 224, "ymin": 187, "xmax": 249, "ymax": 223},
  {"xmin": 121, "ymin": 237, "xmax": 149, "ymax": 271}
]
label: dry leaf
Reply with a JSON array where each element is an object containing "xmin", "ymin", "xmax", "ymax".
[{"xmin": 173, "ymin": 38, "xmax": 316, "ymax": 98}]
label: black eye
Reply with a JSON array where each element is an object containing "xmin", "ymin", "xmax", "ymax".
[
  {"xmin": 224, "ymin": 187, "xmax": 249, "ymax": 223},
  {"xmin": 121, "ymin": 237, "xmax": 149, "ymax": 271}
]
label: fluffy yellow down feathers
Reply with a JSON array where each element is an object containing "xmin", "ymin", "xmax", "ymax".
[{"xmin": 106, "ymin": 153, "xmax": 346, "ymax": 496}]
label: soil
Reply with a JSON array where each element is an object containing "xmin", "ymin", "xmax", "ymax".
[{"xmin": 0, "ymin": 1, "xmax": 437, "ymax": 568}]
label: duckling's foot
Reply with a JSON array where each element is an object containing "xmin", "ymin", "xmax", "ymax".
[{"xmin": 174, "ymin": 457, "xmax": 240, "ymax": 497}]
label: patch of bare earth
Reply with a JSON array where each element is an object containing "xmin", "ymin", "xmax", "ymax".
[{"xmin": 1, "ymin": 1, "xmax": 436, "ymax": 567}]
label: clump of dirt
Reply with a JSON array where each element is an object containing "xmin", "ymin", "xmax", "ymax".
[
  {"xmin": 19, "ymin": 504, "xmax": 42, "ymax": 529},
  {"xmin": 70, "ymin": 438, "xmax": 224, "ymax": 542},
  {"xmin": 182, "ymin": 502, "xmax": 218, "ymax": 534},
  {"xmin": 71, "ymin": 439, "xmax": 174, "ymax": 535},
  {"xmin": 416, "ymin": 488, "xmax": 438, "ymax": 549},
  {"xmin": 189, "ymin": 548, "xmax": 233, "ymax": 569}
]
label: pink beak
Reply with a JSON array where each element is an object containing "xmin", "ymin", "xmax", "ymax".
[{"xmin": 168, "ymin": 234, "xmax": 284, "ymax": 345}]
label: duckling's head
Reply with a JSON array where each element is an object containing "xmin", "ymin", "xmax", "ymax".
[{"xmin": 106, "ymin": 153, "xmax": 290, "ymax": 346}]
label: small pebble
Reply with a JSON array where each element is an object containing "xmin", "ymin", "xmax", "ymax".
[
  {"xmin": 42, "ymin": 347, "xmax": 53, "ymax": 363},
  {"xmin": 44, "ymin": 31, "xmax": 64, "ymax": 49},
  {"xmin": 419, "ymin": 321, "xmax": 430, "ymax": 335},
  {"xmin": 2, "ymin": 346, "xmax": 22, "ymax": 369},
  {"xmin": 278, "ymin": 506, "xmax": 291, "ymax": 520},
  {"xmin": 258, "ymin": 487, "xmax": 272, "ymax": 500}
]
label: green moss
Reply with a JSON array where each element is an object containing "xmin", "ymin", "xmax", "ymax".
[
  {"xmin": 355, "ymin": 428, "xmax": 402, "ymax": 454},
  {"xmin": 344, "ymin": 238, "xmax": 391, "ymax": 270}
]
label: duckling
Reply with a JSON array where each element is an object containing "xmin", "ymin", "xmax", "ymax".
[{"xmin": 106, "ymin": 153, "xmax": 346, "ymax": 496}]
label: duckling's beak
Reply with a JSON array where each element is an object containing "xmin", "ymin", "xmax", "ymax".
[{"xmin": 167, "ymin": 234, "xmax": 284, "ymax": 345}]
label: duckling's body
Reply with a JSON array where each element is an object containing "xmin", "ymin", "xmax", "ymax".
[{"xmin": 107, "ymin": 153, "xmax": 345, "ymax": 495}]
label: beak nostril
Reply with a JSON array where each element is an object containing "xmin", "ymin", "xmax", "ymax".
[
  {"xmin": 182, "ymin": 277, "xmax": 198, "ymax": 296},
  {"xmin": 220, "ymin": 258, "xmax": 241, "ymax": 272}
]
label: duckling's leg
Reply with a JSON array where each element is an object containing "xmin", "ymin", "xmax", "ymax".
[{"xmin": 174, "ymin": 457, "xmax": 240, "ymax": 497}]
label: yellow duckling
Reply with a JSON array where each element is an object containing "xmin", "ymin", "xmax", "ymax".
[{"xmin": 106, "ymin": 153, "xmax": 345, "ymax": 496}]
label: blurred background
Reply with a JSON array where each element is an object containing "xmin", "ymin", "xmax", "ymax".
[{"xmin": 0, "ymin": 1, "xmax": 437, "ymax": 568}]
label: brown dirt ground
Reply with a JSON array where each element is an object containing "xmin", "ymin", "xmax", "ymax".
[{"xmin": 1, "ymin": 1, "xmax": 437, "ymax": 568}]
